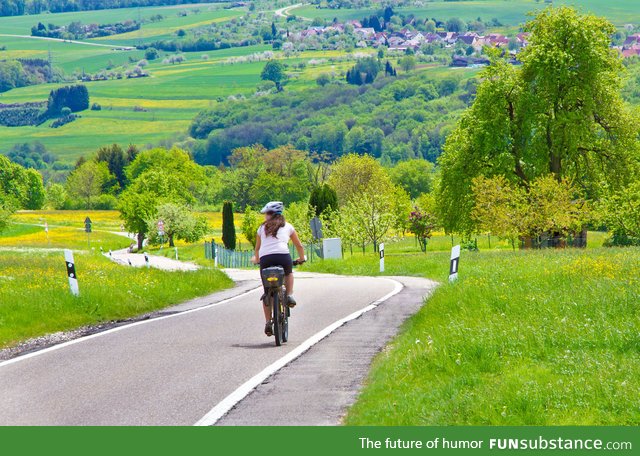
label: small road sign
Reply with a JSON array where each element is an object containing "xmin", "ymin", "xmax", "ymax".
[
  {"xmin": 64, "ymin": 249, "xmax": 79, "ymax": 296},
  {"xmin": 310, "ymin": 217, "xmax": 323, "ymax": 240},
  {"xmin": 84, "ymin": 217, "xmax": 92, "ymax": 233},
  {"xmin": 449, "ymin": 245, "xmax": 460, "ymax": 282}
]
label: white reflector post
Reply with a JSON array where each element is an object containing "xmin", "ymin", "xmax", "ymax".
[
  {"xmin": 379, "ymin": 243, "xmax": 385, "ymax": 273},
  {"xmin": 64, "ymin": 249, "xmax": 79, "ymax": 296},
  {"xmin": 449, "ymin": 244, "xmax": 460, "ymax": 282}
]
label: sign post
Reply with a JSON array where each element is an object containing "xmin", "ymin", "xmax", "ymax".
[
  {"xmin": 84, "ymin": 217, "xmax": 92, "ymax": 248},
  {"xmin": 64, "ymin": 249, "xmax": 79, "ymax": 296},
  {"xmin": 379, "ymin": 243, "xmax": 385, "ymax": 273},
  {"xmin": 449, "ymin": 245, "xmax": 460, "ymax": 282}
]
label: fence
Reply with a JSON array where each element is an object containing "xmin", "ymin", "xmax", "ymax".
[{"xmin": 204, "ymin": 240, "xmax": 323, "ymax": 268}]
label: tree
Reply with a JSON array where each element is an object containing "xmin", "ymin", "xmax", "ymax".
[
  {"xmin": 119, "ymin": 190, "xmax": 159, "ymax": 250},
  {"xmin": 408, "ymin": 207, "xmax": 437, "ymax": 252},
  {"xmin": 399, "ymin": 55, "xmax": 416, "ymax": 72},
  {"xmin": 46, "ymin": 183, "xmax": 67, "ymax": 209},
  {"xmin": 309, "ymin": 183, "xmax": 338, "ymax": 216},
  {"xmin": 438, "ymin": 6, "xmax": 640, "ymax": 234},
  {"xmin": 241, "ymin": 205, "xmax": 261, "ymax": 248},
  {"xmin": 472, "ymin": 175, "xmax": 590, "ymax": 249},
  {"xmin": 145, "ymin": 47, "xmax": 159, "ymax": 60},
  {"xmin": 65, "ymin": 161, "xmax": 111, "ymax": 209},
  {"xmin": 446, "ymin": 17, "xmax": 466, "ymax": 32},
  {"xmin": 600, "ymin": 182, "xmax": 640, "ymax": 246},
  {"xmin": 284, "ymin": 201, "xmax": 313, "ymax": 244},
  {"xmin": 471, "ymin": 175, "xmax": 527, "ymax": 249},
  {"xmin": 344, "ymin": 189, "xmax": 395, "ymax": 252},
  {"xmin": 261, "ymin": 60, "xmax": 286, "ymax": 92},
  {"xmin": 0, "ymin": 191, "xmax": 15, "ymax": 234},
  {"xmin": 147, "ymin": 203, "xmax": 208, "ymax": 247},
  {"xmin": 96, "ymin": 144, "xmax": 128, "ymax": 190},
  {"xmin": 388, "ymin": 159, "xmax": 434, "ymax": 199},
  {"xmin": 328, "ymin": 154, "xmax": 390, "ymax": 205},
  {"xmin": 23, "ymin": 168, "xmax": 45, "ymax": 210},
  {"xmin": 316, "ymin": 73, "xmax": 331, "ymax": 87},
  {"xmin": 222, "ymin": 201, "xmax": 236, "ymax": 250}
]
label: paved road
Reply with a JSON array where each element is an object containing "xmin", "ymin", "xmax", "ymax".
[
  {"xmin": 274, "ymin": 3, "xmax": 310, "ymax": 21},
  {"xmin": 0, "ymin": 271, "xmax": 432, "ymax": 425}
]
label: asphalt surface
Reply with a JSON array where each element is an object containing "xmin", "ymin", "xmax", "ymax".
[
  {"xmin": 0, "ymin": 271, "xmax": 434, "ymax": 425},
  {"xmin": 216, "ymin": 277, "xmax": 437, "ymax": 425}
]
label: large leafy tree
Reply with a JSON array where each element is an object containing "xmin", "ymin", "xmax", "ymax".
[{"xmin": 438, "ymin": 6, "xmax": 640, "ymax": 234}]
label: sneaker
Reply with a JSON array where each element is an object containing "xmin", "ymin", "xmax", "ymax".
[
  {"xmin": 264, "ymin": 320, "xmax": 273, "ymax": 337},
  {"xmin": 287, "ymin": 294, "xmax": 297, "ymax": 308}
]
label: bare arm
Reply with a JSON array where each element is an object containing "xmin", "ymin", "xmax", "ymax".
[
  {"xmin": 252, "ymin": 235, "xmax": 261, "ymax": 264},
  {"xmin": 290, "ymin": 230, "xmax": 305, "ymax": 262}
]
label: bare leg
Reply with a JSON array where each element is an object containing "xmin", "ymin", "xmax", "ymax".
[
  {"xmin": 285, "ymin": 273, "xmax": 294, "ymax": 296},
  {"xmin": 263, "ymin": 298, "xmax": 271, "ymax": 322}
]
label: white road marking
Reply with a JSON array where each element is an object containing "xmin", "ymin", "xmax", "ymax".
[
  {"xmin": 0, "ymin": 285, "xmax": 262, "ymax": 369},
  {"xmin": 194, "ymin": 278, "xmax": 404, "ymax": 426}
]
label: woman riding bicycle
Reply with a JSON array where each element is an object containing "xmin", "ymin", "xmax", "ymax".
[{"xmin": 251, "ymin": 201, "xmax": 305, "ymax": 337}]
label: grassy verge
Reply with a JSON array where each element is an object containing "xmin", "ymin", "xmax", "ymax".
[
  {"xmin": 302, "ymin": 247, "xmax": 640, "ymax": 425},
  {"xmin": 0, "ymin": 250, "xmax": 233, "ymax": 349}
]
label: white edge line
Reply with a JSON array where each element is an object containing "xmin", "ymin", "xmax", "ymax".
[
  {"xmin": 0, "ymin": 285, "xmax": 262, "ymax": 369},
  {"xmin": 193, "ymin": 278, "xmax": 404, "ymax": 426}
]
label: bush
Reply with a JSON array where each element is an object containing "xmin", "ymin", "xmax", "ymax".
[
  {"xmin": 144, "ymin": 48, "xmax": 159, "ymax": 60},
  {"xmin": 91, "ymin": 102, "xmax": 102, "ymax": 111},
  {"xmin": 94, "ymin": 194, "xmax": 118, "ymax": 210}
]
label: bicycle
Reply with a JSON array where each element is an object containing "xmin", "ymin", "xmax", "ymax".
[{"xmin": 261, "ymin": 258, "xmax": 305, "ymax": 346}]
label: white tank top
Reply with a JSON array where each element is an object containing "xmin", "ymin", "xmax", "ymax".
[{"xmin": 258, "ymin": 222, "xmax": 295, "ymax": 257}]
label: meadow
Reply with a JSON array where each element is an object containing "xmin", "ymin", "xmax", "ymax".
[
  {"xmin": 300, "ymin": 246, "xmax": 640, "ymax": 425},
  {"xmin": 0, "ymin": 249, "xmax": 232, "ymax": 349}
]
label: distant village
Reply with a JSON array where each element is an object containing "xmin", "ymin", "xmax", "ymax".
[
  {"xmin": 287, "ymin": 19, "xmax": 640, "ymax": 66},
  {"xmin": 285, "ymin": 20, "xmax": 528, "ymax": 67}
]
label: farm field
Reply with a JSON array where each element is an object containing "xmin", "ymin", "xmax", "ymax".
[
  {"xmin": 301, "ymin": 246, "xmax": 640, "ymax": 425},
  {"xmin": 292, "ymin": 0, "xmax": 640, "ymax": 27},
  {"xmin": 0, "ymin": 45, "xmax": 375, "ymax": 160}
]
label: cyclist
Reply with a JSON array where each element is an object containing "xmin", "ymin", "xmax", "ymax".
[{"xmin": 251, "ymin": 201, "xmax": 305, "ymax": 337}]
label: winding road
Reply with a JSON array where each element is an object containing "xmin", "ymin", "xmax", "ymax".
[{"xmin": 0, "ymin": 270, "xmax": 435, "ymax": 425}]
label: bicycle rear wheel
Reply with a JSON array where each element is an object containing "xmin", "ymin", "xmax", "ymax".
[
  {"xmin": 273, "ymin": 291, "xmax": 283, "ymax": 346},
  {"xmin": 281, "ymin": 289, "xmax": 289, "ymax": 343}
]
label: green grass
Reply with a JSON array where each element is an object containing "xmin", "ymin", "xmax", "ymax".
[
  {"xmin": 294, "ymin": 0, "xmax": 640, "ymax": 26},
  {"xmin": 302, "ymin": 246, "xmax": 640, "ymax": 425},
  {"xmin": 0, "ymin": 249, "xmax": 233, "ymax": 349}
]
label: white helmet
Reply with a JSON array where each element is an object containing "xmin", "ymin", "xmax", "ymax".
[{"xmin": 260, "ymin": 201, "xmax": 284, "ymax": 214}]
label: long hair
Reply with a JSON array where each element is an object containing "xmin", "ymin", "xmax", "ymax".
[{"xmin": 263, "ymin": 213, "xmax": 286, "ymax": 238}]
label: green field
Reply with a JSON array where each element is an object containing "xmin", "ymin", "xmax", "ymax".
[
  {"xmin": 0, "ymin": 249, "xmax": 232, "ymax": 349},
  {"xmin": 293, "ymin": 0, "xmax": 640, "ymax": 26},
  {"xmin": 0, "ymin": 44, "xmax": 370, "ymax": 160},
  {"xmin": 301, "ymin": 246, "xmax": 640, "ymax": 425}
]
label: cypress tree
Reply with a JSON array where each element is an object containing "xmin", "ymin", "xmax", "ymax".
[
  {"xmin": 222, "ymin": 201, "xmax": 237, "ymax": 250},
  {"xmin": 309, "ymin": 184, "xmax": 338, "ymax": 216}
]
